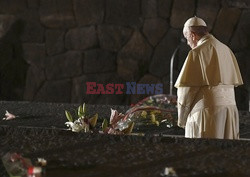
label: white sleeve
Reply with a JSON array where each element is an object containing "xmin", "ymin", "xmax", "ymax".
[{"xmin": 177, "ymin": 87, "xmax": 200, "ymax": 128}]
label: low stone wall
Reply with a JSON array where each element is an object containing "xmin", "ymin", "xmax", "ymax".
[
  {"xmin": 0, "ymin": 101, "xmax": 250, "ymax": 177},
  {"xmin": 1, "ymin": 127, "xmax": 250, "ymax": 177},
  {"xmin": 0, "ymin": 0, "xmax": 249, "ymax": 108},
  {"xmin": 0, "ymin": 100, "xmax": 249, "ymax": 137}
]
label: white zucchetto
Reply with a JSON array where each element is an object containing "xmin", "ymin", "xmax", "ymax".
[{"xmin": 184, "ymin": 16, "xmax": 207, "ymax": 27}]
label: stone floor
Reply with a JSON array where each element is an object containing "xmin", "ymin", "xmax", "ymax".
[{"xmin": 0, "ymin": 101, "xmax": 250, "ymax": 177}]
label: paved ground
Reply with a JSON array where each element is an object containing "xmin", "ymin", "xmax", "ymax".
[{"xmin": 0, "ymin": 101, "xmax": 250, "ymax": 177}]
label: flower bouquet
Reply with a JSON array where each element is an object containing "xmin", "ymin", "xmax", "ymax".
[
  {"xmin": 114, "ymin": 94, "xmax": 177, "ymax": 132},
  {"xmin": 65, "ymin": 94, "xmax": 177, "ymax": 135}
]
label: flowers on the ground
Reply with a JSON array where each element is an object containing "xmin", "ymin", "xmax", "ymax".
[
  {"xmin": 2, "ymin": 110, "xmax": 18, "ymax": 120},
  {"xmin": 65, "ymin": 104, "xmax": 134, "ymax": 134},
  {"xmin": 113, "ymin": 94, "xmax": 178, "ymax": 131},
  {"xmin": 65, "ymin": 94, "xmax": 177, "ymax": 135},
  {"xmin": 101, "ymin": 108, "xmax": 134, "ymax": 134},
  {"xmin": 65, "ymin": 103, "xmax": 98, "ymax": 133},
  {"xmin": 110, "ymin": 109, "xmax": 125, "ymax": 125}
]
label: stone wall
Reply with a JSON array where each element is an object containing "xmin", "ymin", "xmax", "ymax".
[{"xmin": 0, "ymin": 0, "xmax": 249, "ymax": 108}]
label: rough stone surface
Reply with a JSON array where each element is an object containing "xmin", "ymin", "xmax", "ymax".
[
  {"xmin": 71, "ymin": 73, "xmax": 125, "ymax": 104},
  {"xmin": 130, "ymin": 74, "xmax": 162, "ymax": 104},
  {"xmin": 39, "ymin": 0, "xmax": 76, "ymax": 28},
  {"xmin": 213, "ymin": 8, "xmax": 241, "ymax": 44},
  {"xmin": 0, "ymin": 0, "xmax": 249, "ymax": 107},
  {"xmin": 176, "ymin": 42, "xmax": 190, "ymax": 71},
  {"xmin": 98, "ymin": 25, "xmax": 132, "ymax": 52},
  {"xmin": 170, "ymin": 0, "xmax": 195, "ymax": 29},
  {"xmin": 23, "ymin": 65, "xmax": 45, "ymax": 101},
  {"xmin": 143, "ymin": 18, "xmax": 169, "ymax": 46},
  {"xmin": 170, "ymin": 43, "xmax": 190, "ymax": 95},
  {"xmin": 139, "ymin": 74, "xmax": 162, "ymax": 84},
  {"xmin": 95, "ymin": 94, "xmax": 126, "ymax": 105},
  {"xmin": 1, "ymin": 101, "xmax": 250, "ymax": 177},
  {"xmin": 117, "ymin": 30, "xmax": 152, "ymax": 81},
  {"xmin": 27, "ymin": 0, "xmax": 39, "ymax": 9},
  {"xmin": 149, "ymin": 28, "xmax": 181, "ymax": 77},
  {"xmin": 45, "ymin": 51, "xmax": 83, "ymax": 80},
  {"xmin": 73, "ymin": 0, "xmax": 104, "ymax": 26},
  {"xmin": 105, "ymin": 0, "xmax": 142, "ymax": 27},
  {"xmin": 170, "ymin": 42, "xmax": 190, "ymax": 94},
  {"xmin": 142, "ymin": 0, "xmax": 158, "ymax": 18},
  {"xmin": 71, "ymin": 75, "xmax": 91, "ymax": 104},
  {"xmin": 0, "ymin": 0, "xmax": 27, "ymax": 14},
  {"xmin": 71, "ymin": 75, "xmax": 93, "ymax": 104},
  {"xmin": 45, "ymin": 29, "xmax": 65, "ymax": 56},
  {"xmin": 19, "ymin": 9, "xmax": 44, "ymax": 43},
  {"xmin": 34, "ymin": 79, "xmax": 72, "ymax": 103},
  {"xmin": 83, "ymin": 49, "xmax": 116, "ymax": 74},
  {"xmin": 0, "ymin": 125, "xmax": 250, "ymax": 177},
  {"xmin": 20, "ymin": 20, "xmax": 44, "ymax": 43},
  {"xmin": 0, "ymin": 22, "xmax": 29, "ymax": 100},
  {"xmin": 234, "ymin": 51, "xmax": 248, "ymax": 110},
  {"xmin": 22, "ymin": 43, "xmax": 46, "ymax": 68},
  {"xmin": 235, "ymin": 86, "xmax": 249, "ymax": 111},
  {"xmin": 65, "ymin": 26, "xmax": 98, "ymax": 50},
  {"xmin": 0, "ymin": 59, "xmax": 28, "ymax": 100},
  {"xmin": 117, "ymin": 57, "xmax": 140, "ymax": 81},
  {"xmin": 0, "ymin": 42, "xmax": 15, "ymax": 70},
  {"xmin": 197, "ymin": 0, "xmax": 220, "ymax": 31},
  {"xmin": 230, "ymin": 10, "xmax": 250, "ymax": 52},
  {"xmin": 158, "ymin": 0, "xmax": 173, "ymax": 19},
  {"xmin": 162, "ymin": 71, "xmax": 180, "ymax": 95},
  {"xmin": 118, "ymin": 30, "xmax": 152, "ymax": 63},
  {"xmin": 0, "ymin": 15, "xmax": 16, "ymax": 38},
  {"xmin": 235, "ymin": 51, "xmax": 250, "ymax": 88},
  {"xmin": 222, "ymin": 0, "xmax": 250, "ymax": 8}
]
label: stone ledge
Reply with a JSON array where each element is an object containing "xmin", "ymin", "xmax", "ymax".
[
  {"xmin": 0, "ymin": 126, "xmax": 250, "ymax": 177},
  {"xmin": 0, "ymin": 101, "xmax": 250, "ymax": 176}
]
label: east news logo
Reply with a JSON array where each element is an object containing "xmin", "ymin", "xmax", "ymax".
[{"xmin": 86, "ymin": 82, "xmax": 163, "ymax": 95}]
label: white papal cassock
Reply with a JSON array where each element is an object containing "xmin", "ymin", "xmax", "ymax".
[{"xmin": 175, "ymin": 34, "xmax": 243, "ymax": 139}]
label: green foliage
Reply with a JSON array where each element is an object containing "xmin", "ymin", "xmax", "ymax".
[
  {"xmin": 89, "ymin": 113, "xmax": 98, "ymax": 127},
  {"xmin": 101, "ymin": 119, "xmax": 108, "ymax": 131},
  {"xmin": 65, "ymin": 103, "xmax": 99, "ymax": 133},
  {"xmin": 122, "ymin": 122, "xmax": 135, "ymax": 134},
  {"xmin": 77, "ymin": 103, "xmax": 87, "ymax": 117},
  {"xmin": 65, "ymin": 110, "xmax": 73, "ymax": 122}
]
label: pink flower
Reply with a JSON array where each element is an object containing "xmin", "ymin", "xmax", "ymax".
[
  {"xmin": 107, "ymin": 127, "xmax": 117, "ymax": 134},
  {"xmin": 110, "ymin": 109, "xmax": 125, "ymax": 126},
  {"xmin": 3, "ymin": 110, "xmax": 18, "ymax": 120}
]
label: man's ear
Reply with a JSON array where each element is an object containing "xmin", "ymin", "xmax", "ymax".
[{"xmin": 190, "ymin": 32, "xmax": 195, "ymax": 41}]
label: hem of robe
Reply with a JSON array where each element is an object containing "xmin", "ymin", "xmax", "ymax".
[{"xmin": 184, "ymin": 105, "xmax": 239, "ymax": 139}]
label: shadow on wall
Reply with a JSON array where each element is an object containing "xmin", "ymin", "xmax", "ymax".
[{"xmin": 0, "ymin": 19, "xmax": 28, "ymax": 100}]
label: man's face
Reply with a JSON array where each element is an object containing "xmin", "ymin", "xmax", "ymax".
[{"xmin": 183, "ymin": 27, "xmax": 197, "ymax": 49}]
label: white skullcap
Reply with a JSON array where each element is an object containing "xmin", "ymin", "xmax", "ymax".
[{"xmin": 184, "ymin": 16, "xmax": 207, "ymax": 27}]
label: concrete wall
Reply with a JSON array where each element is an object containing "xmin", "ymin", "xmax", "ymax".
[{"xmin": 0, "ymin": 0, "xmax": 249, "ymax": 109}]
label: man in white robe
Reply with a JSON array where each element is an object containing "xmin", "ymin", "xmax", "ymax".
[{"xmin": 175, "ymin": 17, "xmax": 243, "ymax": 139}]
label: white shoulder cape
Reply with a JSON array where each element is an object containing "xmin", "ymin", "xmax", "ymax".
[{"xmin": 175, "ymin": 34, "xmax": 243, "ymax": 87}]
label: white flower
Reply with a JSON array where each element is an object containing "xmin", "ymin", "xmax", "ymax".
[
  {"xmin": 110, "ymin": 109, "xmax": 124, "ymax": 125},
  {"xmin": 65, "ymin": 118, "xmax": 89, "ymax": 132},
  {"xmin": 3, "ymin": 110, "xmax": 18, "ymax": 120},
  {"xmin": 65, "ymin": 121, "xmax": 74, "ymax": 128}
]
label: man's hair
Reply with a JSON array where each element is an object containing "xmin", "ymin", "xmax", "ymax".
[{"xmin": 189, "ymin": 26, "xmax": 208, "ymax": 37}]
